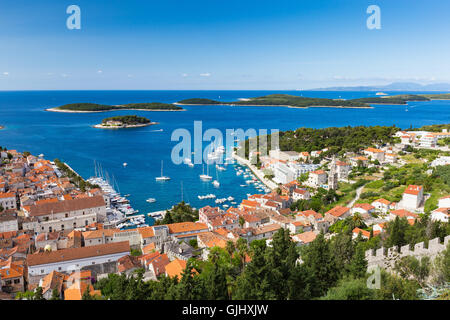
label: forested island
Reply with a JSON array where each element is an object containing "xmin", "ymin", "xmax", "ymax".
[
  {"xmin": 177, "ymin": 94, "xmax": 372, "ymax": 108},
  {"xmin": 421, "ymin": 93, "xmax": 450, "ymax": 100},
  {"xmin": 177, "ymin": 93, "xmax": 450, "ymax": 108},
  {"xmin": 94, "ymin": 115, "xmax": 156, "ymax": 129},
  {"xmin": 351, "ymin": 95, "xmax": 430, "ymax": 105},
  {"xmin": 46, "ymin": 102, "xmax": 183, "ymax": 112}
]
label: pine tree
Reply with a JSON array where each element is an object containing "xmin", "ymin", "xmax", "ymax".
[
  {"xmin": 34, "ymin": 287, "xmax": 44, "ymax": 300},
  {"xmin": 302, "ymin": 233, "xmax": 339, "ymax": 297},
  {"xmin": 50, "ymin": 288, "xmax": 60, "ymax": 300},
  {"xmin": 82, "ymin": 287, "xmax": 93, "ymax": 300},
  {"xmin": 348, "ymin": 245, "xmax": 368, "ymax": 278},
  {"xmin": 265, "ymin": 228, "xmax": 299, "ymax": 299},
  {"xmin": 233, "ymin": 240, "xmax": 270, "ymax": 299}
]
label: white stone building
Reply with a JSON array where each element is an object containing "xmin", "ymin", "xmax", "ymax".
[
  {"xmin": 401, "ymin": 185, "xmax": 424, "ymax": 210},
  {"xmin": 0, "ymin": 192, "xmax": 16, "ymax": 210},
  {"xmin": 27, "ymin": 241, "xmax": 130, "ymax": 284}
]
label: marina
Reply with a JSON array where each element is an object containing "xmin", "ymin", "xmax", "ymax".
[{"xmin": 87, "ymin": 163, "xmax": 144, "ymax": 229}]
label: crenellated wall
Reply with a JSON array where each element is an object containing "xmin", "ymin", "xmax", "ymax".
[{"xmin": 365, "ymin": 235, "xmax": 450, "ymax": 270}]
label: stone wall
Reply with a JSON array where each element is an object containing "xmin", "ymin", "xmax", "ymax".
[{"xmin": 365, "ymin": 235, "xmax": 450, "ymax": 271}]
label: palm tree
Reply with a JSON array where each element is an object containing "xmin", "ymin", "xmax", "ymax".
[{"xmin": 352, "ymin": 213, "xmax": 364, "ymax": 228}]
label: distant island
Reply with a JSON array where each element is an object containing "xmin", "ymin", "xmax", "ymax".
[
  {"xmin": 177, "ymin": 93, "xmax": 450, "ymax": 108},
  {"xmin": 421, "ymin": 93, "xmax": 450, "ymax": 100},
  {"xmin": 308, "ymin": 81, "xmax": 450, "ymax": 91},
  {"xmin": 46, "ymin": 102, "xmax": 184, "ymax": 113},
  {"xmin": 94, "ymin": 115, "xmax": 157, "ymax": 129},
  {"xmin": 351, "ymin": 94, "xmax": 431, "ymax": 105},
  {"xmin": 177, "ymin": 94, "xmax": 372, "ymax": 109}
]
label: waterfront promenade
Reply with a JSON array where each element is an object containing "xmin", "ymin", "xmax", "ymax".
[{"xmin": 232, "ymin": 152, "xmax": 278, "ymax": 190}]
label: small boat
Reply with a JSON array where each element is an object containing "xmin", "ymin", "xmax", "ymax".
[
  {"xmin": 155, "ymin": 160, "xmax": 171, "ymax": 181},
  {"xmin": 213, "ymin": 180, "xmax": 220, "ymax": 187},
  {"xmin": 199, "ymin": 165, "xmax": 212, "ymax": 180},
  {"xmin": 123, "ymin": 162, "xmax": 128, "ymax": 167},
  {"xmin": 146, "ymin": 198, "xmax": 156, "ymax": 203}
]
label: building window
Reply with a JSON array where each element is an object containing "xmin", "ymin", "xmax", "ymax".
[{"xmin": 41, "ymin": 270, "xmax": 44, "ymax": 273}]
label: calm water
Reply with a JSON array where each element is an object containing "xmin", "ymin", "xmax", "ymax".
[{"xmin": 1, "ymin": 90, "xmax": 449, "ymax": 224}]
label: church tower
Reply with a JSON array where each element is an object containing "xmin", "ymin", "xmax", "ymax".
[{"xmin": 328, "ymin": 157, "xmax": 338, "ymax": 190}]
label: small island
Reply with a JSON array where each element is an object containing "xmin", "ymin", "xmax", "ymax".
[
  {"xmin": 351, "ymin": 94, "xmax": 430, "ymax": 105},
  {"xmin": 46, "ymin": 102, "xmax": 184, "ymax": 113},
  {"xmin": 176, "ymin": 94, "xmax": 373, "ymax": 108},
  {"xmin": 420, "ymin": 93, "xmax": 450, "ymax": 100},
  {"xmin": 94, "ymin": 115, "xmax": 157, "ymax": 129}
]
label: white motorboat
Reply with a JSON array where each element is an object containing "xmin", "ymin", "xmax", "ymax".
[{"xmin": 146, "ymin": 198, "xmax": 156, "ymax": 203}]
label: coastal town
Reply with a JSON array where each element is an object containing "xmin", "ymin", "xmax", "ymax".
[{"xmin": 0, "ymin": 124, "xmax": 449, "ymax": 300}]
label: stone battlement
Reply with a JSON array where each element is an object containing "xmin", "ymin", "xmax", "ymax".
[{"xmin": 365, "ymin": 235, "xmax": 450, "ymax": 270}]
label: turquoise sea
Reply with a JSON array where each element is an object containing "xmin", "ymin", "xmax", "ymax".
[{"xmin": 1, "ymin": 90, "xmax": 449, "ymax": 224}]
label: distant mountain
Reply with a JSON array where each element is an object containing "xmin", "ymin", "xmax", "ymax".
[{"xmin": 309, "ymin": 82, "xmax": 450, "ymax": 92}]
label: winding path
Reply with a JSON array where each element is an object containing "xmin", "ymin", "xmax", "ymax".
[{"xmin": 347, "ymin": 185, "xmax": 365, "ymax": 208}]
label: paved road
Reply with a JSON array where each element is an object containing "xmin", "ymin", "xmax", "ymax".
[{"xmin": 347, "ymin": 185, "xmax": 365, "ymax": 208}]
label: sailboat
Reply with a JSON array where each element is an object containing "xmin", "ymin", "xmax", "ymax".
[
  {"xmin": 212, "ymin": 165, "xmax": 220, "ymax": 187},
  {"xmin": 200, "ymin": 164, "xmax": 212, "ymax": 180},
  {"xmin": 180, "ymin": 181, "xmax": 190, "ymax": 205},
  {"xmin": 155, "ymin": 160, "xmax": 170, "ymax": 181}
]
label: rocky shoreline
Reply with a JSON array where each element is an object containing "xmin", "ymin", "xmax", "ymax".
[
  {"xmin": 93, "ymin": 122, "xmax": 159, "ymax": 129},
  {"xmin": 46, "ymin": 107, "xmax": 185, "ymax": 113},
  {"xmin": 174, "ymin": 103, "xmax": 373, "ymax": 109}
]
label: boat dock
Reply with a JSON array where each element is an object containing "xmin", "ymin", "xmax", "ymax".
[{"xmin": 232, "ymin": 152, "xmax": 277, "ymax": 190}]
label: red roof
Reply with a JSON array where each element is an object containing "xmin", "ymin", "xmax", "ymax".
[
  {"xmin": 403, "ymin": 185, "xmax": 423, "ymax": 196},
  {"xmin": 353, "ymin": 203, "xmax": 375, "ymax": 211},
  {"xmin": 326, "ymin": 206, "xmax": 350, "ymax": 217},
  {"xmin": 390, "ymin": 209, "xmax": 418, "ymax": 218}
]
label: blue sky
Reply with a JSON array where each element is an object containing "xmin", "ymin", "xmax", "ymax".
[{"xmin": 1, "ymin": 0, "xmax": 449, "ymax": 90}]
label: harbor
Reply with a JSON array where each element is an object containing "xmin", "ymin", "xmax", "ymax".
[{"xmin": 87, "ymin": 165, "xmax": 146, "ymax": 229}]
